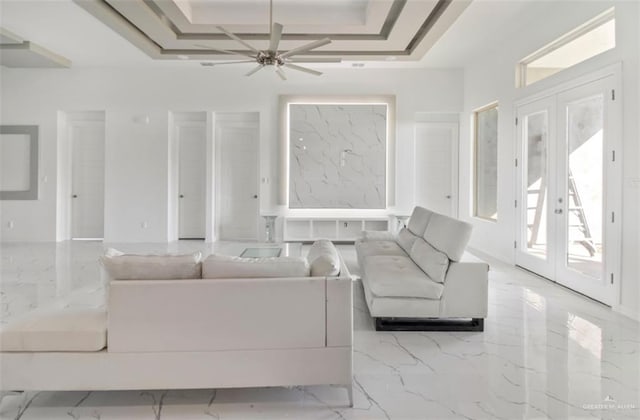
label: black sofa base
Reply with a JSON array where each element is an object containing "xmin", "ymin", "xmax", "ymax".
[{"xmin": 375, "ymin": 317, "xmax": 484, "ymax": 332}]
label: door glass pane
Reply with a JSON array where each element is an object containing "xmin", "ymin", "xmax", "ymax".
[
  {"xmin": 525, "ymin": 111, "xmax": 548, "ymax": 258},
  {"xmin": 475, "ymin": 105, "xmax": 499, "ymax": 220},
  {"xmin": 566, "ymin": 95, "xmax": 603, "ymax": 278}
]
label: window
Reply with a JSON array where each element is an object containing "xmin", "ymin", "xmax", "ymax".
[
  {"xmin": 518, "ymin": 8, "xmax": 615, "ymax": 87},
  {"xmin": 474, "ymin": 104, "xmax": 498, "ymax": 221}
]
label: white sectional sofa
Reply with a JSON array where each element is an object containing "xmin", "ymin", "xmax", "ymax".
[
  {"xmin": 356, "ymin": 206, "xmax": 489, "ymax": 331},
  {"xmin": 0, "ymin": 242, "xmax": 354, "ymax": 406}
]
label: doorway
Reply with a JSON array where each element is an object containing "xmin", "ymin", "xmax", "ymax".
[
  {"xmin": 515, "ymin": 74, "xmax": 621, "ymax": 305},
  {"xmin": 69, "ymin": 112, "xmax": 105, "ymax": 240},
  {"xmin": 176, "ymin": 119, "xmax": 207, "ymax": 239},
  {"xmin": 414, "ymin": 121, "xmax": 458, "ymax": 216},
  {"xmin": 215, "ymin": 113, "xmax": 260, "ymax": 241}
]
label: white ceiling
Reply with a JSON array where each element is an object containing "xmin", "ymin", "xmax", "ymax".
[{"xmin": 0, "ymin": 0, "xmax": 540, "ymax": 69}]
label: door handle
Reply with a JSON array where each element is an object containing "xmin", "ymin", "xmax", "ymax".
[
  {"xmin": 72, "ymin": 194, "xmax": 78, "ymax": 198},
  {"xmin": 179, "ymin": 194, "xmax": 184, "ymax": 198},
  {"xmin": 253, "ymin": 194, "xmax": 258, "ymax": 199},
  {"xmin": 445, "ymin": 195, "xmax": 452, "ymax": 199},
  {"xmin": 554, "ymin": 209, "xmax": 563, "ymax": 214}
]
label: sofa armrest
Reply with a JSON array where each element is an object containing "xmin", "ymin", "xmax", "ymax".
[
  {"xmin": 358, "ymin": 230, "xmax": 395, "ymax": 242},
  {"xmin": 440, "ymin": 262, "xmax": 489, "ymax": 318}
]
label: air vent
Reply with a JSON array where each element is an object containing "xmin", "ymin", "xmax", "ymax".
[
  {"xmin": 351, "ymin": 63, "xmax": 365, "ymax": 68},
  {"xmin": 200, "ymin": 62, "xmax": 215, "ymax": 67}
]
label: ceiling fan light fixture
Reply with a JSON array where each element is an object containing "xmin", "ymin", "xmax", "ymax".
[{"xmin": 197, "ymin": 0, "xmax": 335, "ymax": 79}]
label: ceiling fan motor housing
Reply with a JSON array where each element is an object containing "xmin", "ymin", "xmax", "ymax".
[{"xmin": 257, "ymin": 51, "xmax": 284, "ymax": 66}]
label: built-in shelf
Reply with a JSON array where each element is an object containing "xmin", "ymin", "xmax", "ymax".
[{"xmin": 283, "ymin": 217, "xmax": 389, "ymax": 242}]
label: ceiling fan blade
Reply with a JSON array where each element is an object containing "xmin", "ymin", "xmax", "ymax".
[
  {"xmin": 279, "ymin": 38, "xmax": 331, "ymax": 59},
  {"xmin": 269, "ymin": 22, "xmax": 283, "ymax": 52},
  {"xmin": 204, "ymin": 60, "xmax": 256, "ymax": 66},
  {"xmin": 284, "ymin": 63, "xmax": 322, "ymax": 76},
  {"xmin": 287, "ymin": 57, "xmax": 342, "ymax": 63},
  {"xmin": 246, "ymin": 64, "xmax": 265, "ymax": 76},
  {"xmin": 192, "ymin": 44, "xmax": 256, "ymax": 59},
  {"xmin": 216, "ymin": 26, "xmax": 261, "ymax": 54},
  {"xmin": 276, "ymin": 66, "xmax": 287, "ymax": 80}
]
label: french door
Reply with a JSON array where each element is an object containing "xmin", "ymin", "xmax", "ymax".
[{"xmin": 515, "ymin": 75, "xmax": 620, "ymax": 305}]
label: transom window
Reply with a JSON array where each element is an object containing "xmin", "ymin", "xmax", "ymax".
[{"xmin": 517, "ymin": 8, "xmax": 615, "ymax": 87}]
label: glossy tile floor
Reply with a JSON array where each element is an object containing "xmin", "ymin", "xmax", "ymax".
[{"xmin": 1, "ymin": 241, "xmax": 639, "ymax": 419}]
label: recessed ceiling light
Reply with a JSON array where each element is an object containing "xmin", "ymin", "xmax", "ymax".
[
  {"xmin": 385, "ymin": 56, "xmax": 397, "ymax": 61},
  {"xmin": 177, "ymin": 55, "xmax": 189, "ymax": 60},
  {"xmin": 351, "ymin": 63, "xmax": 365, "ymax": 68}
]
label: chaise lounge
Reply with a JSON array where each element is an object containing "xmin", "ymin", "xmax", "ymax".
[{"xmin": 356, "ymin": 206, "xmax": 489, "ymax": 331}]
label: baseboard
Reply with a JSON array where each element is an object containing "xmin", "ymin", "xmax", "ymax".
[{"xmin": 613, "ymin": 304, "xmax": 640, "ymax": 322}]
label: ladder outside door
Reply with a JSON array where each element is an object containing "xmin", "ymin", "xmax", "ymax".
[{"xmin": 527, "ymin": 169, "xmax": 595, "ymax": 256}]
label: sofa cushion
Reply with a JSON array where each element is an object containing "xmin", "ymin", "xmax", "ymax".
[
  {"xmin": 359, "ymin": 230, "xmax": 395, "ymax": 242},
  {"xmin": 396, "ymin": 227, "xmax": 418, "ymax": 254},
  {"xmin": 363, "ymin": 255, "xmax": 444, "ymax": 299},
  {"xmin": 0, "ymin": 307, "xmax": 107, "ymax": 352},
  {"xmin": 356, "ymin": 239, "xmax": 406, "ymax": 260},
  {"xmin": 409, "ymin": 238, "xmax": 450, "ymax": 283},
  {"xmin": 307, "ymin": 239, "xmax": 341, "ymax": 276},
  {"xmin": 203, "ymin": 255, "xmax": 310, "ymax": 278},
  {"xmin": 101, "ymin": 249, "xmax": 202, "ymax": 280},
  {"xmin": 423, "ymin": 214, "xmax": 473, "ymax": 261},
  {"xmin": 407, "ymin": 206, "xmax": 433, "ymax": 236}
]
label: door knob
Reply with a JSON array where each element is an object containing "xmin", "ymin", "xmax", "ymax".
[
  {"xmin": 253, "ymin": 194, "xmax": 258, "ymax": 199},
  {"xmin": 179, "ymin": 194, "xmax": 184, "ymax": 198},
  {"xmin": 446, "ymin": 195, "xmax": 452, "ymax": 199},
  {"xmin": 554, "ymin": 209, "xmax": 563, "ymax": 214},
  {"xmin": 72, "ymin": 194, "xmax": 78, "ymax": 198}
]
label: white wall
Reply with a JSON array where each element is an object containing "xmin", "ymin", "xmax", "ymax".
[
  {"xmin": 459, "ymin": 0, "xmax": 640, "ymax": 319},
  {"xmin": 0, "ymin": 67, "xmax": 463, "ymax": 242}
]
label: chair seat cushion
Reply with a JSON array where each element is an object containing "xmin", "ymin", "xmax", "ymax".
[
  {"xmin": 363, "ymin": 255, "xmax": 444, "ymax": 299},
  {"xmin": 0, "ymin": 307, "xmax": 107, "ymax": 352}
]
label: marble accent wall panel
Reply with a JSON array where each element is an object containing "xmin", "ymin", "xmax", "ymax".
[{"xmin": 289, "ymin": 104, "xmax": 386, "ymax": 209}]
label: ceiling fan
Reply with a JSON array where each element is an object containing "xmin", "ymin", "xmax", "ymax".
[{"xmin": 195, "ymin": 0, "xmax": 340, "ymax": 79}]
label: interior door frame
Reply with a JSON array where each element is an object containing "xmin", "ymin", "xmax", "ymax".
[
  {"xmin": 214, "ymin": 113, "xmax": 260, "ymax": 241},
  {"xmin": 514, "ymin": 63, "xmax": 622, "ymax": 307},
  {"xmin": 414, "ymin": 121, "xmax": 459, "ymax": 217}
]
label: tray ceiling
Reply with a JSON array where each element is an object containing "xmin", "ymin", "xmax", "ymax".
[{"xmin": 73, "ymin": 0, "xmax": 471, "ymax": 62}]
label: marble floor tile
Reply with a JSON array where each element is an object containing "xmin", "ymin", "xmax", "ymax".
[{"xmin": 1, "ymin": 241, "xmax": 639, "ymax": 419}]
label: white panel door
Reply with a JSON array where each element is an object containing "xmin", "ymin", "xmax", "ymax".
[
  {"xmin": 516, "ymin": 75, "xmax": 619, "ymax": 306},
  {"xmin": 217, "ymin": 125, "xmax": 259, "ymax": 240},
  {"xmin": 71, "ymin": 122, "xmax": 105, "ymax": 239},
  {"xmin": 178, "ymin": 124, "xmax": 207, "ymax": 239},
  {"xmin": 414, "ymin": 122, "xmax": 458, "ymax": 216}
]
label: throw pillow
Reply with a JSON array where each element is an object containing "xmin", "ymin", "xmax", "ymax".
[
  {"xmin": 101, "ymin": 249, "xmax": 202, "ymax": 280},
  {"xmin": 307, "ymin": 239, "xmax": 341, "ymax": 276}
]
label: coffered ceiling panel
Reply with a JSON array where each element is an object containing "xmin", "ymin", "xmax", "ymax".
[{"xmin": 74, "ymin": 0, "xmax": 471, "ymax": 62}]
